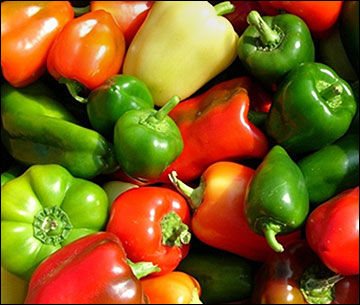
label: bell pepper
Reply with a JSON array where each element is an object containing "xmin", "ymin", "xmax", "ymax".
[
  {"xmin": 339, "ymin": 1, "xmax": 359, "ymax": 75},
  {"xmin": 102, "ymin": 181, "xmax": 138, "ymax": 207},
  {"xmin": 298, "ymin": 134, "xmax": 359, "ymax": 205},
  {"xmin": 1, "ymin": 267, "xmax": 28, "ymax": 305},
  {"xmin": 266, "ymin": 62, "xmax": 357, "ymax": 155},
  {"xmin": 237, "ymin": 10, "xmax": 314, "ymax": 85},
  {"xmin": 123, "ymin": 1, "xmax": 238, "ymax": 106},
  {"xmin": 114, "ymin": 96, "xmax": 183, "ymax": 181},
  {"xmin": 1, "ymin": 164, "xmax": 109, "ymax": 280},
  {"xmin": 47, "ymin": 10, "xmax": 125, "ymax": 98},
  {"xmin": 86, "ymin": 74, "xmax": 154, "ymax": 137},
  {"xmin": 1, "ymin": 82, "xmax": 117, "ymax": 179},
  {"xmin": 90, "ymin": 1, "xmax": 154, "ymax": 46},
  {"xmin": 244, "ymin": 145, "xmax": 309, "ymax": 253},
  {"xmin": 306, "ymin": 187, "xmax": 359, "ymax": 276},
  {"xmin": 156, "ymin": 77, "xmax": 268, "ymax": 184},
  {"xmin": 258, "ymin": 1, "xmax": 343, "ymax": 35},
  {"xmin": 141, "ymin": 271, "xmax": 202, "ymax": 304},
  {"xmin": 24, "ymin": 232, "xmax": 153, "ymax": 304},
  {"xmin": 169, "ymin": 161, "xmax": 301, "ymax": 262},
  {"xmin": 177, "ymin": 247, "xmax": 254, "ymax": 304},
  {"xmin": 0, "ymin": 1, "xmax": 74, "ymax": 87},
  {"xmin": 349, "ymin": 81, "xmax": 359, "ymax": 134},
  {"xmin": 1, "ymin": 165, "xmax": 24, "ymax": 187},
  {"xmin": 106, "ymin": 187, "xmax": 191, "ymax": 276}
]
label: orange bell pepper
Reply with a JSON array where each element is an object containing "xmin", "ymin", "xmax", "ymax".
[
  {"xmin": 141, "ymin": 271, "xmax": 202, "ymax": 304},
  {"xmin": 1, "ymin": 1, "xmax": 74, "ymax": 87}
]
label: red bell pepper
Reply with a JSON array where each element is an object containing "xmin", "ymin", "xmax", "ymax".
[
  {"xmin": 1, "ymin": 1, "xmax": 74, "ymax": 87},
  {"xmin": 106, "ymin": 187, "xmax": 191, "ymax": 276},
  {"xmin": 47, "ymin": 10, "xmax": 125, "ymax": 94},
  {"xmin": 24, "ymin": 232, "xmax": 152, "ymax": 304},
  {"xmin": 169, "ymin": 161, "xmax": 300, "ymax": 262},
  {"xmin": 90, "ymin": 1, "xmax": 154, "ymax": 46},
  {"xmin": 306, "ymin": 187, "xmax": 359, "ymax": 276}
]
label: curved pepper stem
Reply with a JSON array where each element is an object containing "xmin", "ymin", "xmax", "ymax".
[
  {"xmin": 320, "ymin": 83, "xmax": 343, "ymax": 101},
  {"xmin": 263, "ymin": 222, "xmax": 284, "ymax": 252},
  {"xmin": 59, "ymin": 77, "xmax": 88, "ymax": 103},
  {"xmin": 154, "ymin": 96, "xmax": 181, "ymax": 121},
  {"xmin": 161, "ymin": 211, "xmax": 191, "ymax": 247},
  {"xmin": 126, "ymin": 259, "xmax": 161, "ymax": 280},
  {"xmin": 214, "ymin": 1, "xmax": 235, "ymax": 16},
  {"xmin": 247, "ymin": 11, "xmax": 280, "ymax": 48},
  {"xmin": 72, "ymin": 5, "xmax": 90, "ymax": 17}
]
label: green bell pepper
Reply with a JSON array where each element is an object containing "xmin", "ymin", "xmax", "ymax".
[
  {"xmin": 1, "ymin": 165, "xmax": 24, "ymax": 187},
  {"xmin": 348, "ymin": 81, "xmax": 359, "ymax": 134},
  {"xmin": 237, "ymin": 11, "xmax": 314, "ymax": 85},
  {"xmin": 1, "ymin": 82, "xmax": 118, "ymax": 179},
  {"xmin": 114, "ymin": 96, "xmax": 184, "ymax": 181},
  {"xmin": 244, "ymin": 145, "xmax": 309, "ymax": 253},
  {"xmin": 266, "ymin": 62, "xmax": 357, "ymax": 155},
  {"xmin": 1, "ymin": 164, "xmax": 109, "ymax": 280},
  {"xmin": 87, "ymin": 75, "xmax": 154, "ymax": 137},
  {"xmin": 298, "ymin": 134, "xmax": 359, "ymax": 206}
]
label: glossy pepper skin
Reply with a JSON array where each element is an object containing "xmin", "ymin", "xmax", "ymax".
[
  {"xmin": 1, "ymin": 164, "xmax": 109, "ymax": 280},
  {"xmin": 141, "ymin": 271, "xmax": 202, "ymax": 304},
  {"xmin": 1, "ymin": 1, "xmax": 74, "ymax": 87},
  {"xmin": 47, "ymin": 10, "xmax": 125, "ymax": 90},
  {"xmin": 177, "ymin": 248, "xmax": 254, "ymax": 304},
  {"xmin": 298, "ymin": 134, "xmax": 359, "ymax": 205},
  {"xmin": 244, "ymin": 146, "xmax": 309, "ymax": 253},
  {"xmin": 1, "ymin": 82, "xmax": 117, "ymax": 179},
  {"xmin": 1, "ymin": 165, "xmax": 24, "ymax": 187},
  {"xmin": 90, "ymin": 1, "xmax": 154, "ymax": 46},
  {"xmin": 306, "ymin": 187, "xmax": 359, "ymax": 276},
  {"xmin": 114, "ymin": 96, "xmax": 183, "ymax": 181},
  {"xmin": 169, "ymin": 161, "xmax": 301, "ymax": 262},
  {"xmin": 123, "ymin": 1, "xmax": 238, "ymax": 106},
  {"xmin": 237, "ymin": 11, "xmax": 314, "ymax": 85},
  {"xmin": 266, "ymin": 62, "xmax": 357, "ymax": 155},
  {"xmin": 87, "ymin": 75, "xmax": 154, "ymax": 137},
  {"xmin": 107, "ymin": 187, "xmax": 191, "ymax": 276},
  {"xmin": 157, "ymin": 77, "xmax": 268, "ymax": 184},
  {"xmin": 24, "ymin": 232, "xmax": 147, "ymax": 304}
]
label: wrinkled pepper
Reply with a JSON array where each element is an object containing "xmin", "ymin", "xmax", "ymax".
[
  {"xmin": 1, "ymin": 164, "xmax": 109, "ymax": 280},
  {"xmin": 266, "ymin": 62, "xmax": 357, "ymax": 155},
  {"xmin": 169, "ymin": 161, "xmax": 301, "ymax": 262},
  {"xmin": 244, "ymin": 146, "xmax": 309, "ymax": 253},
  {"xmin": 1, "ymin": 82, "xmax": 117, "ymax": 179},
  {"xmin": 306, "ymin": 187, "xmax": 359, "ymax": 276},
  {"xmin": 86, "ymin": 75, "xmax": 154, "ymax": 137},
  {"xmin": 1, "ymin": 1, "xmax": 74, "ymax": 87},
  {"xmin": 24, "ymin": 232, "xmax": 151, "ymax": 304},
  {"xmin": 90, "ymin": 1, "xmax": 154, "ymax": 46},
  {"xmin": 157, "ymin": 77, "xmax": 268, "ymax": 184},
  {"xmin": 177, "ymin": 247, "xmax": 254, "ymax": 304},
  {"xmin": 107, "ymin": 187, "xmax": 191, "ymax": 276},
  {"xmin": 237, "ymin": 10, "xmax": 314, "ymax": 85},
  {"xmin": 114, "ymin": 96, "xmax": 183, "ymax": 181},
  {"xmin": 298, "ymin": 134, "xmax": 359, "ymax": 205},
  {"xmin": 123, "ymin": 1, "xmax": 238, "ymax": 106}
]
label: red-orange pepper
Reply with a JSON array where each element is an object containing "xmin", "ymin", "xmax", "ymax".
[{"xmin": 1, "ymin": 1, "xmax": 74, "ymax": 87}]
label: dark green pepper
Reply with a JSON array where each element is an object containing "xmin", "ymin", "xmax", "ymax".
[
  {"xmin": 237, "ymin": 11, "xmax": 314, "ymax": 85},
  {"xmin": 114, "ymin": 96, "xmax": 183, "ymax": 182},
  {"xmin": 1, "ymin": 165, "xmax": 24, "ymax": 187},
  {"xmin": 298, "ymin": 134, "xmax": 359, "ymax": 206},
  {"xmin": 348, "ymin": 81, "xmax": 359, "ymax": 134},
  {"xmin": 177, "ymin": 248, "xmax": 254, "ymax": 304},
  {"xmin": 87, "ymin": 75, "xmax": 154, "ymax": 137},
  {"xmin": 266, "ymin": 62, "xmax": 357, "ymax": 155},
  {"xmin": 244, "ymin": 145, "xmax": 309, "ymax": 253},
  {"xmin": 1, "ymin": 82, "xmax": 118, "ymax": 179}
]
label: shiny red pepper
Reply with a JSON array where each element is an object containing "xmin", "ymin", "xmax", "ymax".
[
  {"xmin": 1, "ymin": 1, "xmax": 74, "ymax": 87},
  {"xmin": 306, "ymin": 187, "xmax": 359, "ymax": 276}
]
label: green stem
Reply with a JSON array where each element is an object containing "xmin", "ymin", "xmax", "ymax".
[
  {"xmin": 263, "ymin": 223, "xmax": 284, "ymax": 252},
  {"xmin": 73, "ymin": 5, "xmax": 90, "ymax": 17},
  {"xmin": 154, "ymin": 96, "xmax": 181, "ymax": 121},
  {"xmin": 214, "ymin": 1, "xmax": 235, "ymax": 16},
  {"xmin": 59, "ymin": 78, "xmax": 88, "ymax": 103},
  {"xmin": 127, "ymin": 259, "xmax": 161, "ymax": 279},
  {"xmin": 320, "ymin": 83, "xmax": 343, "ymax": 101},
  {"xmin": 247, "ymin": 10, "xmax": 280, "ymax": 47},
  {"xmin": 190, "ymin": 288, "xmax": 203, "ymax": 304},
  {"xmin": 161, "ymin": 211, "xmax": 191, "ymax": 247},
  {"xmin": 248, "ymin": 110, "xmax": 268, "ymax": 127}
]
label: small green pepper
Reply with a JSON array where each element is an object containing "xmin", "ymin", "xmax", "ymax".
[
  {"xmin": 237, "ymin": 11, "xmax": 314, "ymax": 85},
  {"xmin": 87, "ymin": 75, "xmax": 154, "ymax": 137},
  {"xmin": 114, "ymin": 96, "xmax": 183, "ymax": 181},
  {"xmin": 244, "ymin": 145, "xmax": 309, "ymax": 253}
]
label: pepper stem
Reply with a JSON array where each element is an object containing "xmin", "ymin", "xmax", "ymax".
[
  {"xmin": 73, "ymin": 5, "xmax": 90, "ymax": 17},
  {"xmin": 263, "ymin": 223, "xmax": 284, "ymax": 252},
  {"xmin": 320, "ymin": 83, "xmax": 343, "ymax": 101},
  {"xmin": 126, "ymin": 259, "xmax": 161, "ymax": 280},
  {"xmin": 59, "ymin": 77, "xmax": 88, "ymax": 103},
  {"xmin": 247, "ymin": 11, "xmax": 280, "ymax": 47},
  {"xmin": 161, "ymin": 211, "xmax": 191, "ymax": 247},
  {"xmin": 214, "ymin": 1, "xmax": 235, "ymax": 16},
  {"xmin": 190, "ymin": 288, "xmax": 203, "ymax": 304},
  {"xmin": 154, "ymin": 96, "xmax": 181, "ymax": 121}
]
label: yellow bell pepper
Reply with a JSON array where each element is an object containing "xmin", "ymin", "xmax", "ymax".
[{"xmin": 123, "ymin": 1, "xmax": 238, "ymax": 106}]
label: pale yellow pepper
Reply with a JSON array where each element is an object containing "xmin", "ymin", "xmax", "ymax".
[{"xmin": 123, "ymin": 1, "xmax": 238, "ymax": 106}]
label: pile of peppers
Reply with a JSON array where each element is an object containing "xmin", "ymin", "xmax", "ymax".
[{"xmin": 1, "ymin": 1, "xmax": 359, "ymax": 304}]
